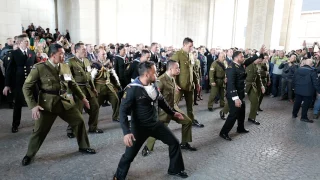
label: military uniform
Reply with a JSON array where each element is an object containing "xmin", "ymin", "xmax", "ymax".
[
  {"xmin": 220, "ymin": 54, "xmax": 262, "ymax": 139},
  {"xmin": 257, "ymin": 62, "xmax": 270, "ymax": 109},
  {"xmin": 245, "ymin": 63, "xmax": 263, "ymax": 121},
  {"xmin": 208, "ymin": 60, "xmax": 226, "ymax": 109},
  {"xmin": 193, "ymin": 58, "xmax": 201, "ymax": 104},
  {"xmin": 92, "ymin": 60, "xmax": 121, "ymax": 121},
  {"xmin": 171, "ymin": 49, "xmax": 202, "ymax": 127},
  {"xmin": 145, "ymin": 73, "xmax": 192, "ymax": 151},
  {"xmin": 68, "ymin": 56, "xmax": 100, "ymax": 132},
  {"xmin": 5, "ymin": 48, "xmax": 36, "ymax": 130},
  {"xmin": 22, "ymin": 60, "xmax": 91, "ymax": 158},
  {"xmin": 114, "ymin": 55, "xmax": 128, "ymax": 88}
]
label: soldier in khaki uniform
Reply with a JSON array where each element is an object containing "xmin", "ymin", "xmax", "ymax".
[
  {"xmin": 245, "ymin": 59, "xmax": 265, "ymax": 125},
  {"xmin": 257, "ymin": 54, "xmax": 271, "ymax": 111},
  {"xmin": 91, "ymin": 48, "xmax": 121, "ymax": 121},
  {"xmin": 171, "ymin": 37, "xmax": 204, "ymax": 127},
  {"xmin": 67, "ymin": 43, "xmax": 101, "ymax": 136},
  {"xmin": 208, "ymin": 52, "xmax": 227, "ymax": 111},
  {"xmin": 21, "ymin": 44, "xmax": 96, "ymax": 166},
  {"xmin": 142, "ymin": 60, "xmax": 196, "ymax": 156},
  {"xmin": 192, "ymin": 50, "xmax": 201, "ymax": 105}
]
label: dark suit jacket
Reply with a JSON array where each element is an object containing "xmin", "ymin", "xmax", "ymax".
[
  {"xmin": 150, "ymin": 52, "xmax": 159, "ymax": 64},
  {"xmin": 5, "ymin": 49, "xmax": 36, "ymax": 90},
  {"xmin": 206, "ymin": 54, "xmax": 217, "ymax": 76},
  {"xmin": 87, "ymin": 52, "xmax": 97, "ymax": 62}
]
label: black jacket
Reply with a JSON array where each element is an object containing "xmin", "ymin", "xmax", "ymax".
[
  {"xmin": 120, "ymin": 78, "xmax": 175, "ymax": 135},
  {"xmin": 294, "ymin": 65, "xmax": 320, "ymax": 96},
  {"xmin": 226, "ymin": 54, "xmax": 262, "ymax": 100},
  {"xmin": 124, "ymin": 59, "xmax": 140, "ymax": 83},
  {"xmin": 5, "ymin": 49, "xmax": 36, "ymax": 89},
  {"xmin": 114, "ymin": 55, "xmax": 127, "ymax": 88},
  {"xmin": 279, "ymin": 62, "xmax": 298, "ymax": 79}
]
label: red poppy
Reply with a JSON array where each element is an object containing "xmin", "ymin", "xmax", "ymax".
[{"xmin": 29, "ymin": 54, "xmax": 32, "ymax": 58}]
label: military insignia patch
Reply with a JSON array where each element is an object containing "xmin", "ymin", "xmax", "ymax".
[
  {"xmin": 126, "ymin": 65, "xmax": 130, "ymax": 70},
  {"xmin": 122, "ymin": 91, "xmax": 127, "ymax": 99},
  {"xmin": 210, "ymin": 68, "xmax": 214, "ymax": 70},
  {"xmin": 8, "ymin": 57, "xmax": 10, "ymax": 60}
]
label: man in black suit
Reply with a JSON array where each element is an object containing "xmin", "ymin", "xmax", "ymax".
[
  {"xmin": 114, "ymin": 45, "xmax": 127, "ymax": 88},
  {"xmin": 226, "ymin": 49, "xmax": 233, "ymax": 65},
  {"xmin": 107, "ymin": 45, "xmax": 116, "ymax": 63},
  {"xmin": 3, "ymin": 34, "xmax": 37, "ymax": 133},
  {"xmin": 219, "ymin": 45, "xmax": 265, "ymax": 141},
  {"xmin": 86, "ymin": 44, "xmax": 97, "ymax": 62},
  {"xmin": 150, "ymin": 42, "xmax": 159, "ymax": 65}
]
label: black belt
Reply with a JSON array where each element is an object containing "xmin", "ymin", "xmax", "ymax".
[{"xmin": 41, "ymin": 89, "xmax": 66, "ymax": 95}]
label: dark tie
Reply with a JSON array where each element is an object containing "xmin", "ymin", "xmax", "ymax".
[
  {"xmin": 91, "ymin": 54, "xmax": 95, "ymax": 60},
  {"xmin": 24, "ymin": 51, "xmax": 28, "ymax": 58}
]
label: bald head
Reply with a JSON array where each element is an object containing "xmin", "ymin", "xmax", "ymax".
[{"xmin": 304, "ymin": 59, "xmax": 313, "ymax": 66}]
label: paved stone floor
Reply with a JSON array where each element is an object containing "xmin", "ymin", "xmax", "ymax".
[{"xmin": 1, "ymin": 93, "xmax": 320, "ymax": 180}]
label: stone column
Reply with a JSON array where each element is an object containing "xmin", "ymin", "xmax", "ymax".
[
  {"xmin": 279, "ymin": 0, "xmax": 303, "ymax": 51},
  {"xmin": 245, "ymin": 0, "xmax": 275, "ymax": 49},
  {"xmin": 0, "ymin": 0, "xmax": 21, "ymax": 44}
]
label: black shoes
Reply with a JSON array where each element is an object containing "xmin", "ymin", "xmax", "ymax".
[
  {"xmin": 192, "ymin": 119, "xmax": 204, "ymax": 128},
  {"xmin": 113, "ymin": 119, "xmax": 120, "ymax": 122},
  {"xmin": 258, "ymin": 108, "xmax": 263, "ymax": 111},
  {"xmin": 79, "ymin": 148, "xmax": 96, "ymax": 154},
  {"xmin": 180, "ymin": 143, "xmax": 197, "ymax": 151},
  {"xmin": 208, "ymin": 107, "xmax": 213, "ymax": 112},
  {"xmin": 22, "ymin": 156, "xmax": 32, "ymax": 166},
  {"xmin": 12, "ymin": 127, "xmax": 18, "ymax": 133},
  {"xmin": 300, "ymin": 119, "xmax": 314, "ymax": 123},
  {"xmin": 194, "ymin": 102, "xmax": 198, "ymax": 105},
  {"xmin": 141, "ymin": 146, "xmax": 151, "ymax": 157},
  {"xmin": 219, "ymin": 133, "xmax": 232, "ymax": 141},
  {"xmin": 219, "ymin": 110, "xmax": 226, "ymax": 120},
  {"xmin": 248, "ymin": 118, "xmax": 260, "ymax": 125},
  {"xmin": 88, "ymin": 129, "xmax": 104, "ymax": 133},
  {"xmin": 237, "ymin": 128, "xmax": 249, "ymax": 133},
  {"xmin": 168, "ymin": 171, "xmax": 188, "ymax": 178},
  {"xmin": 292, "ymin": 114, "xmax": 297, "ymax": 119},
  {"xmin": 67, "ymin": 133, "xmax": 75, "ymax": 138}
]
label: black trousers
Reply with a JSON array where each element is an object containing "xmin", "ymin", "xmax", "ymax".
[
  {"xmin": 115, "ymin": 121, "xmax": 184, "ymax": 180},
  {"xmin": 12, "ymin": 89, "xmax": 25, "ymax": 128},
  {"xmin": 292, "ymin": 94, "xmax": 312, "ymax": 120},
  {"xmin": 220, "ymin": 98, "xmax": 245, "ymax": 134}
]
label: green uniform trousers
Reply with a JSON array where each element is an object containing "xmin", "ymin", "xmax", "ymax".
[
  {"xmin": 71, "ymin": 87, "xmax": 100, "ymax": 131},
  {"xmin": 248, "ymin": 87, "xmax": 261, "ymax": 120},
  {"xmin": 26, "ymin": 102, "xmax": 90, "ymax": 158},
  {"xmin": 259, "ymin": 78, "xmax": 267, "ymax": 108},
  {"xmin": 208, "ymin": 84, "xmax": 225, "ymax": 108},
  {"xmin": 97, "ymin": 85, "xmax": 119, "ymax": 121},
  {"xmin": 222, "ymin": 100, "xmax": 229, "ymax": 114},
  {"xmin": 146, "ymin": 113, "xmax": 192, "ymax": 151},
  {"xmin": 175, "ymin": 90, "xmax": 195, "ymax": 121}
]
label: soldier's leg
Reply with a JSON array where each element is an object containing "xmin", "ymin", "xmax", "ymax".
[
  {"xmin": 288, "ymin": 79, "xmax": 293, "ymax": 100},
  {"xmin": 12, "ymin": 90, "xmax": 24, "ymax": 128},
  {"xmin": 208, "ymin": 86, "xmax": 218, "ymax": 109},
  {"xmin": 219, "ymin": 86, "xmax": 225, "ymax": 107},
  {"xmin": 173, "ymin": 113, "xmax": 192, "ymax": 143},
  {"xmin": 26, "ymin": 111, "xmax": 57, "ymax": 157},
  {"xmin": 183, "ymin": 90, "xmax": 195, "ymax": 121},
  {"xmin": 150, "ymin": 122, "xmax": 185, "ymax": 174},
  {"xmin": 107, "ymin": 87, "xmax": 120, "ymax": 120},
  {"xmin": 146, "ymin": 122, "xmax": 169, "ymax": 151},
  {"xmin": 97, "ymin": 94, "xmax": 107, "ymax": 107},
  {"xmin": 220, "ymin": 98, "xmax": 238, "ymax": 134},
  {"xmin": 222, "ymin": 100, "xmax": 229, "ymax": 114},
  {"xmin": 67, "ymin": 94, "xmax": 85, "ymax": 134},
  {"xmin": 236, "ymin": 100, "xmax": 246, "ymax": 130},
  {"xmin": 115, "ymin": 128, "xmax": 149, "ymax": 179},
  {"xmin": 59, "ymin": 107, "xmax": 90, "ymax": 148},
  {"xmin": 248, "ymin": 89, "xmax": 259, "ymax": 120},
  {"xmin": 87, "ymin": 96, "xmax": 100, "ymax": 131}
]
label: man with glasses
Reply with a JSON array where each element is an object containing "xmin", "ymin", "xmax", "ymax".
[{"xmin": 3, "ymin": 34, "xmax": 36, "ymax": 133}]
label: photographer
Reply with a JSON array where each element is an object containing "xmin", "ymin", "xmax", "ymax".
[{"xmin": 278, "ymin": 54, "xmax": 298, "ymax": 102}]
